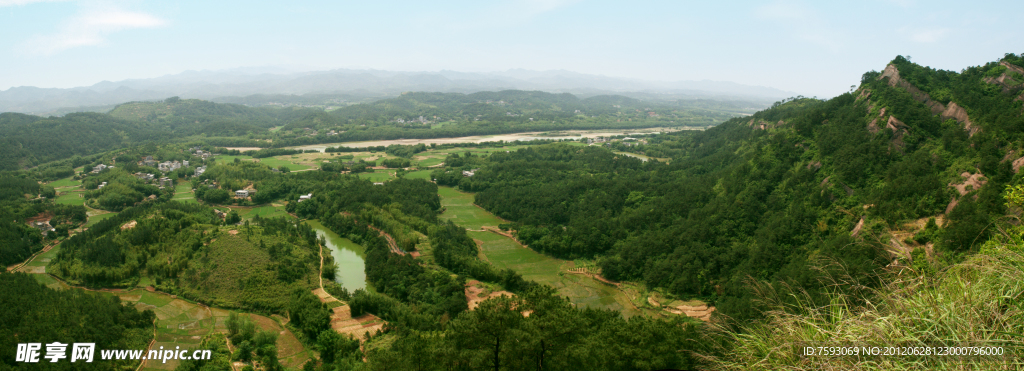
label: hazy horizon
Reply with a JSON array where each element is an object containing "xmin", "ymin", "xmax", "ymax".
[{"xmin": 2, "ymin": 0, "xmax": 1022, "ymax": 98}]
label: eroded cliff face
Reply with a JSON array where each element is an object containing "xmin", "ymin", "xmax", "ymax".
[{"xmin": 877, "ymin": 64, "xmax": 980, "ymax": 137}]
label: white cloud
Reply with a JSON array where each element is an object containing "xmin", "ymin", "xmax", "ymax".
[{"xmin": 19, "ymin": 4, "xmax": 167, "ymax": 55}]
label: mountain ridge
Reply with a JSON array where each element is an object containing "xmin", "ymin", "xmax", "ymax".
[{"xmin": 0, "ymin": 68, "xmax": 796, "ymax": 115}]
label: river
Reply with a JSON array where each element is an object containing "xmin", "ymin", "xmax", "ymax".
[
  {"xmin": 283, "ymin": 127, "xmax": 695, "ymax": 152},
  {"xmin": 306, "ymin": 220, "xmax": 371, "ymax": 292}
]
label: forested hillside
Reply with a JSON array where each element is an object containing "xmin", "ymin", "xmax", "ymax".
[
  {"xmin": 0, "ymin": 91, "xmax": 748, "ymax": 173},
  {"xmin": 0, "ymin": 112, "xmax": 165, "ymax": 171},
  {"xmin": 109, "ymin": 97, "xmax": 315, "ymax": 137},
  {"xmin": 432, "ymin": 54, "xmax": 1024, "ymax": 320},
  {"xmin": 0, "ymin": 272, "xmax": 154, "ymax": 371},
  {"xmin": 50, "ymin": 201, "xmax": 323, "ymax": 313}
]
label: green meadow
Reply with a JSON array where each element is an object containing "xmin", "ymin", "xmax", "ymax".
[
  {"xmin": 438, "ymin": 187, "xmax": 504, "ymax": 230},
  {"xmin": 47, "ymin": 176, "xmax": 80, "ymax": 188},
  {"xmin": 56, "ymin": 191, "xmax": 86, "ymax": 206},
  {"xmin": 236, "ymin": 204, "xmax": 292, "ymax": 219},
  {"xmin": 356, "ymin": 171, "xmax": 394, "ymax": 183},
  {"xmin": 84, "ymin": 212, "xmax": 117, "ymax": 228},
  {"xmin": 261, "ymin": 156, "xmax": 311, "ymax": 171}
]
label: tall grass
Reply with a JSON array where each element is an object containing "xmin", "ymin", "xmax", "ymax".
[{"xmin": 706, "ymin": 245, "xmax": 1024, "ymax": 370}]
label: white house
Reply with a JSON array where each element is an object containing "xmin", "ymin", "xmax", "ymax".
[{"xmin": 235, "ymin": 190, "xmax": 249, "ymax": 198}]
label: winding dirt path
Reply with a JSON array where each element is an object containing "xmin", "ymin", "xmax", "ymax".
[
  {"xmin": 365, "ymin": 224, "xmax": 405, "ymax": 255},
  {"xmin": 6, "ymin": 240, "xmax": 60, "ymax": 272}
]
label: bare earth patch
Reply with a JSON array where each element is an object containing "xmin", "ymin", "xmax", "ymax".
[
  {"xmin": 950, "ymin": 172, "xmax": 987, "ymax": 196},
  {"xmin": 464, "ymin": 280, "xmax": 514, "ymax": 310},
  {"xmin": 329, "ymin": 304, "xmax": 385, "ymax": 341}
]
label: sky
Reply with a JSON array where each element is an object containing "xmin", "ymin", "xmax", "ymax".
[{"xmin": 0, "ymin": 0, "xmax": 1021, "ymax": 98}]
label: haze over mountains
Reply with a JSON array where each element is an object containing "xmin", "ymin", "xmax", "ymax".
[{"xmin": 0, "ymin": 68, "xmax": 797, "ymax": 115}]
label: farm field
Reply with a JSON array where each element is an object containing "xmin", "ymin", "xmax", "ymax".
[
  {"xmin": 438, "ymin": 187, "xmax": 505, "ymax": 230},
  {"xmin": 118, "ymin": 290, "xmax": 309, "ymax": 371},
  {"xmin": 260, "ymin": 156, "xmax": 311, "ymax": 171},
  {"xmin": 404, "ymin": 169, "xmax": 432, "ymax": 180},
  {"xmin": 213, "ymin": 154, "xmax": 257, "ymax": 164},
  {"xmin": 171, "ymin": 182, "xmax": 196, "ymax": 203},
  {"xmin": 10, "ymin": 244, "xmax": 310, "ymax": 371},
  {"xmin": 47, "ymin": 176, "xmax": 80, "ymax": 188},
  {"xmin": 233, "ymin": 204, "xmax": 292, "ymax": 220},
  {"xmin": 84, "ymin": 212, "xmax": 117, "ymax": 228},
  {"xmin": 355, "ymin": 171, "xmax": 393, "ymax": 183},
  {"xmin": 437, "ymin": 186, "xmax": 654, "ymax": 317},
  {"xmin": 56, "ymin": 191, "xmax": 86, "ymax": 205}
]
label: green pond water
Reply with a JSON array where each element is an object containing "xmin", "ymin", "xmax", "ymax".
[{"xmin": 306, "ymin": 220, "xmax": 369, "ymax": 291}]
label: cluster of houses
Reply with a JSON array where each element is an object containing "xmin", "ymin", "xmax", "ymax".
[
  {"xmin": 97, "ymin": 181, "xmax": 108, "ymax": 189},
  {"xmin": 133, "ymin": 172, "xmax": 155, "ymax": 181},
  {"xmin": 138, "ymin": 156, "xmax": 192, "ymax": 172},
  {"xmin": 393, "ymin": 116, "xmax": 431, "ymax": 124},
  {"xmin": 158, "ymin": 160, "xmax": 188, "ymax": 172},
  {"xmin": 585, "ymin": 137, "xmax": 648, "ymax": 147},
  {"xmin": 91, "ymin": 164, "xmax": 113, "ymax": 173},
  {"xmin": 194, "ymin": 166, "xmax": 207, "ymax": 177},
  {"xmin": 191, "ymin": 147, "xmax": 212, "ymax": 160}
]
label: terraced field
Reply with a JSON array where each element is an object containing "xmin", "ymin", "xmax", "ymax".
[{"xmin": 311, "ymin": 288, "xmax": 384, "ymax": 341}]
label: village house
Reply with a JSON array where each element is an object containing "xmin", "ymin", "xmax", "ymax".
[
  {"xmin": 462, "ymin": 168, "xmax": 479, "ymax": 177},
  {"xmin": 32, "ymin": 221, "xmax": 54, "ymax": 236},
  {"xmin": 298, "ymin": 193, "xmax": 313, "ymax": 202},
  {"xmin": 235, "ymin": 190, "xmax": 249, "ymax": 198},
  {"xmin": 91, "ymin": 164, "xmax": 109, "ymax": 173},
  {"xmin": 194, "ymin": 166, "xmax": 207, "ymax": 177}
]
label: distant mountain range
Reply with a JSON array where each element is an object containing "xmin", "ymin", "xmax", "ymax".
[{"xmin": 0, "ymin": 68, "xmax": 798, "ymax": 115}]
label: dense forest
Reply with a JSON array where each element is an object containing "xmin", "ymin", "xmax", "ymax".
[
  {"xmin": 0, "ymin": 272, "xmax": 155, "ymax": 371},
  {"xmin": 431, "ymin": 54, "xmax": 1024, "ymax": 321}
]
